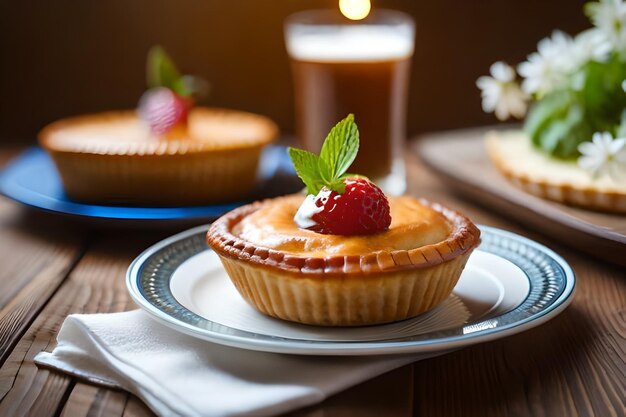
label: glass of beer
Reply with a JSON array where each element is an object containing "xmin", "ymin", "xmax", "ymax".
[{"xmin": 285, "ymin": 9, "xmax": 415, "ymax": 195}]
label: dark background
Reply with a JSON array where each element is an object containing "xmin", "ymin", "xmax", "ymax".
[{"xmin": 0, "ymin": 0, "xmax": 588, "ymax": 143}]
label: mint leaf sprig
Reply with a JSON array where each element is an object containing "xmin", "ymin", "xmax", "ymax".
[
  {"xmin": 288, "ymin": 114, "xmax": 360, "ymax": 195},
  {"xmin": 147, "ymin": 45, "xmax": 210, "ymax": 98}
]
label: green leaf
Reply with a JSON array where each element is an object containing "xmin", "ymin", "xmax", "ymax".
[
  {"xmin": 287, "ymin": 148, "xmax": 325, "ymax": 195},
  {"xmin": 523, "ymin": 50, "xmax": 626, "ymax": 159},
  {"xmin": 524, "ymin": 91, "xmax": 572, "ymax": 147},
  {"xmin": 146, "ymin": 46, "xmax": 210, "ymax": 98},
  {"xmin": 172, "ymin": 78, "xmax": 194, "ymax": 97},
  {"xmin": 581, "ymin": 55, "xmax": 626, "ymax": 124},
  {"xmin": 536, "ymin": 104, "xmax": 589, "ymax": 159},
  {"xmin": 177, "ymin": 75, "xmax": 211, "ymax": 99},
  {"xmin": 524, "ymin": 88, "xmax": 597, "ymax": 158},
  {"xmin": 538, "ymin": 119, "xmax": 570, "ymax": 154},
  {"xmin": 328, "ymin": 178, "xmax": 346, "ymax": 194},
  {"xmin": 319, "ymin": 114, "xmax": 359, "ymax": 181},
  {"xmin": 288, "ymin": 114, "xmax": 361, "ymax": 195},
  {"xmin": 147, "ymin": 46, "xmax": 183, "ymax": 92},
  {"xmin": 617, "ymin": 110, "xmax": 626, "ymax": 138},
  {"xmin": 317, "ymin": 155, "xmax": 333, "ymax": 185}
]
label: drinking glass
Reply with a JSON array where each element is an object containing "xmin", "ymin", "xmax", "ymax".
[{"xmin": 285, "ymin": 9, "xmax": 415, "ymax": 195}]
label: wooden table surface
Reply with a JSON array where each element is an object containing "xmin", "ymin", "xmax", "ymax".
[{"xmin": 0, "ymin": 141, "xmax": 624, "ymax": 417}]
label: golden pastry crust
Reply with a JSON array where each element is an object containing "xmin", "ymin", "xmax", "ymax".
[
  {"xmin": 217, "ymin": 251, "xmax": 471, "ymax": 326},
  {"xmin": 207, "ymin": 195, "xmax": 481, "ymax": 276},
  {"xmin": 39, "ymin": 108, "xmax": 278, "ymax": 155},
  {"xmin": 38, "ymin": 107, "xmax": 278, "ymax": 206},
  {"xmin": 486, "ymin": 130, "xmax": 626, "ymax": 213}
]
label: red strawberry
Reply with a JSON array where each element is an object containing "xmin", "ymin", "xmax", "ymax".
[
  {"xmin": 303, "ymin": 178, "xmax": 391, "ymax": 236},
  {"xmin": 139, "ymin": 87, "xmax": 191, "ymax": 135}
]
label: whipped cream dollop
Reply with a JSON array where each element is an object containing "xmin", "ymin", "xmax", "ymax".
[{"xmin": 293, "ymin": 194, "xmax": 323, "ymax": 229}]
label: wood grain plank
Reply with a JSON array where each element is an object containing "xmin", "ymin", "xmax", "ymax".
[
  {"xmin": 0, "ymin": 144, "xmax": 87, "ymax": 364},
  {"xmin": 413, "ymin": 294, "xmax": 626, "ymax": 416},
  {"xmin": 0, "ymin": 365, "xmax": 72, "ymax": 417},
  {"xmin": 25, "ymin": 372, "xmax": 74, "ymax": 417},
  {"xmin": 285, "ymin": 366, "xmax": 414, "ymax": 417},
  {"xmin": 0, "ymin": 232, "xmax": 168, "ymax": 417},
  {"xmin": 0, "ymin": 200, "xmax": 85, "ymax": 310},
  {"xmin": 0, "ymin": 199, "xmax": 87, "ymax": 365},
  {"xmin": 61, "ymin": 383, "xmax": 127, "ymax": 417},
  {"xmin": 122, "ymin": 396, "xmax": 155, "ymax": 417}
]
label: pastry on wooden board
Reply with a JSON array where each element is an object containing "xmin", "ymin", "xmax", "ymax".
[
  {"xmin": 476, "ymin": 3, "xmax": 626, "ymax": 215},
  {"xmin": 486, "ymin": 130, "xmax": 626, "ymax": 213}
]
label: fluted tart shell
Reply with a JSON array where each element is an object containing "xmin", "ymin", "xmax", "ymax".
[
  {"xmin": 39, "ymin": 107, "xmax": 278, "ymax": 206},
  {"xmin": 206, "ymin": 194, "xmax": 481, "ymax": 326},
  {"xmin": 486, "ymin": 130, "xmax": 626, "ymax": 213}
]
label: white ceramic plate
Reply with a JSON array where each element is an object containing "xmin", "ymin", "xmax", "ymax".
[{"xmin": 127, "ymin": 225, "xmax": 575, "ymax": 355}]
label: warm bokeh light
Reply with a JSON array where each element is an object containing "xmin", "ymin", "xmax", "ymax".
[{"xmin": 339, "ymin": 0, "xmax": 371, "ymax": 20}]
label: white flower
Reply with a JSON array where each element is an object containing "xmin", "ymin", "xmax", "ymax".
[
  {"xmin": 578, "ymin": 132, "xmax": 626, "ymax": 180},
  {"xmin": 622, "ymin": 79, "xmax": 626, "ymax": 92},
  {"xmin": 572, "ymin": 28, "xmax": 612, "ymax": 64},
  {"xmin": 476, "ymin": 62, "xmax": 528, "ymax": 120},
  {"xmin": 569, "ymin": 29, "xmax": 612, "ymax": 91},
  {"xmin": 586, "ymin": 0, "xmax": 626, "ymax": 50},
  {"xmin": 518, "ymin": 31, "xmax": 577, "ymax": 97}
]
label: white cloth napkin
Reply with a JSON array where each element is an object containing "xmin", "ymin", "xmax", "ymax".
[{"xmin": 35, "ymin": 310, "xmax": 446, "ymax": 417}]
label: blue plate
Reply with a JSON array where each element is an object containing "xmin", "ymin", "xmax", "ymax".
[{"xmin": 0, "ymin": 146, "xmax": 297, "ymax": 223}]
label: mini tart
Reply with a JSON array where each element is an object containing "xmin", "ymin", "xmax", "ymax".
[
  {"xmin": 206, "ymin": 194, "xmax": 480, "ymax": 326},
  {"xmin": 486, "ymin": 130, "xmax": 626, "ymax": 213},
  {"xmin": 39, "ymin": 107, "xmax": 278, "ymax": 206}
]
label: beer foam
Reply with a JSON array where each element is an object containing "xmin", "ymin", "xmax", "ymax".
[{"xmin": 286, "ymin": 26, "xmax": 414, "ymax": 62}]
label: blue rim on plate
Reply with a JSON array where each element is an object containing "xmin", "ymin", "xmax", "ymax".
[
  {"xmin": 0, "ymin": 146, "xmax": 294, "ymax": 221},
  {"xmin": 126, "ymin": 224, "xmax": 576, "ymax": 355}
]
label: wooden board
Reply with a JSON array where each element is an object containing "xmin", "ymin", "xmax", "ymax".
[{"xmin": 415, "ymin": 127, "xmax": 626, "ymax": 266}]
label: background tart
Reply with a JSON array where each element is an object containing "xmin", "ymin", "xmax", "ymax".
[
  {"xmin": 206, "ymin": 194, "xmax": 481, "ymax": 326},
  {"xmin": 486, "ymin": 131, "xmax": 626, "ymax": 213},
  {"xmin": 39, "ymin": 107, "xmax": 278, "ymax": 206}
]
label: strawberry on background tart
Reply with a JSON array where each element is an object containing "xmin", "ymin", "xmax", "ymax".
[
  {"xmin": 39, "ymin": 46, "xmax": 278, "ymax": 206},
  {"xmin": 207, "ymin": 115, "xmax": 480, "ymax": 326}
]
